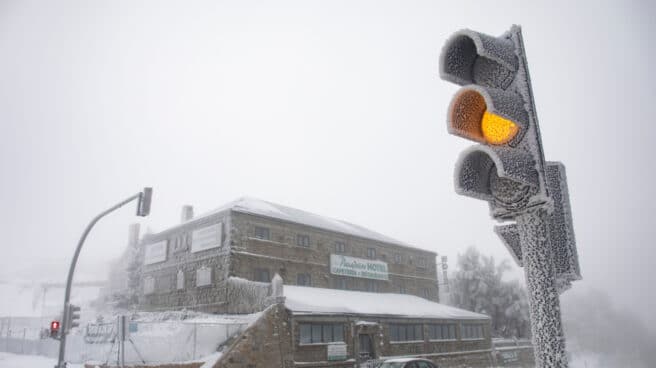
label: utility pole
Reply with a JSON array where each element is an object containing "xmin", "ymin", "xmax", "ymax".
[{"xmin": 438, "ymin": 27, "xmax": 581, "ymax": 367}]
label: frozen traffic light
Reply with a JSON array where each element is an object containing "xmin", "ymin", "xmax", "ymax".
[
  {"xmin": 137, "ymin": 187, "xmax": 153, "ymax": 217},
  {"xmin": 439, "ymin": 26, "xmax": 581, "ymax": 368}
]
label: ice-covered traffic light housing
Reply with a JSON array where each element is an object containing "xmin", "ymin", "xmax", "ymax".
[
  {"xmin": 440, "ymin": 26, "xmax": 547, "ymax": 220},
  {"xmin": 439, "ymin": 26, "xmax": 580, "ymax": 290},
  {"xmin": 440, "ymin": 27, "xmax": 581, "ymax": 367}
]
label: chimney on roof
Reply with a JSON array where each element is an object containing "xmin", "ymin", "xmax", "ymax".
[
  {"xmin": 127, "ymin": 223, "xmax": 140, "ymax": 247},
  {"xmin": 181, "ymin": 205, "xmax": 194, "ymax": 223}
]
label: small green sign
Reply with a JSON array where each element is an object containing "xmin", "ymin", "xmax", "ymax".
[{"xmin": 327, "ymin": 343, "xmax": 348, "ymax": 361}]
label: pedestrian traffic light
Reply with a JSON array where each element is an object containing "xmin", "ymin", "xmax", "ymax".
[
  {"xmin": 440, "ymin": 26, "xmax": 549, "ymax": 221},
  {"xmin": 137, "ymin": 187, "xmax": 152, "ymax": 217},
  {"xmin": 65, "ymin": 304, "xmax": 81, "ymax": 332},
  {"xmin": 50, "ymin": 320, "xmax": 60, "ymax": 339}
]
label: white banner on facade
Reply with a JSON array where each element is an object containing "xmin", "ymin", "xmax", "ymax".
[
  {"xmin": 144, "ymin": 241, "xmax": 167, "ymax": 265},
  {"xmin": 191, "ymin": 223, "xmax": 222, "ymax": 253},
  {"xmin": 330, "ymin": 254, "xmax": 389, "ymax": 280}
]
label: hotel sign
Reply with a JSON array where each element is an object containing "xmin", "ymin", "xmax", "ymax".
[{"xmin": 330, "ymin": 254, "xmax": 388, "ymax": 280}]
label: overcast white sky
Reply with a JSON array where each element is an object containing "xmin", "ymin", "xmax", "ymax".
[{"xmin": 1, "ymin": 0, "xmax": 655, "ymax": 332}]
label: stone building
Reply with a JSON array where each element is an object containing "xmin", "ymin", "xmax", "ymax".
[
  {"xmin": 212, "ymin": 283, "xmax": 507, "ymax": 368},
  {"xmin": 138, "ymin": 197, "xmax": 440, "ymax": 312},
  {"xmin": 127, "ymin": 197, "xmax": 537, "ymax": 367}
]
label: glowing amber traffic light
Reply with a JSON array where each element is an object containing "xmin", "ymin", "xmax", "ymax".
[
  {"xmin": 448, "ymin": 88, "xmax": 520, "ymax": 146},
  {"xmin": 481, "ymin": 111, "xmax": 518, "ymax": 145}
]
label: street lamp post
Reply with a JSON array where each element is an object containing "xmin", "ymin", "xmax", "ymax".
[{"xmin": 55, "ymin": 188, "xmax": 152, "ymax": 368}]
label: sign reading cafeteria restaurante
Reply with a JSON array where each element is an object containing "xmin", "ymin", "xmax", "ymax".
[{"xmin": 330, "ymin": 254, "xmax": 389, "ymax": 280}]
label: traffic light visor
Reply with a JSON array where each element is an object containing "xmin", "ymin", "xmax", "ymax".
[
  {"xmin": 448, "ymin": 88, "xmax": 520, "ymax": 145},
  {"xmin": 454, "ymin": 145, "xmax": 539, "ymax": 204},
  {"xmin": 440, "ymin": 29, "xmax": 518, "ymax": 89}
]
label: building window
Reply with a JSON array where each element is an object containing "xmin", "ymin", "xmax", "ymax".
[
  {"xmin": 297, "ymin": 273, "xmax": 311, "ymax": 286},
  {"xmin": 389, "ymin": 324, "xmax": 423, "ymax": 342},
  {"xmin": 196, "ymin": 267, "xmax": 212, "ymax": 287},
  {"xmin": 365, "ymin": 280, "xmax": 379, "ymax": 292},
  {"xmin": 299, "ymin": 324, "xmax": 344, "ymax": 344},
  {"xmin": 143, "ymin": 276, "xmax": 155, "ymax": 294},
  {"xmin": 296, "ymin": 234, "xmax": 310, "ymax": 247},
  {"xmin": 333, "ymin": 277, "xmax": 348, "ymax": 290},
  {"xmin": 422, "ymin": 288, "xmax": 430, "ymax": 298},
  {"xmin": 394, "ymin": 253, "xmax": 402, "ymax": 264},
  {"xmin": 254, "ymin": 268, "xmax": 270, "ymax": 282},
  {"xmin": 461, "ymin": 324, "xmax": 485, "ymax": 340},
  {"xmin": 367, "ymin": 247, "xmax": 376, "ymax": 259},
  {"xmin": 254, "ymin": 226, "xmax": 270, "ymax": 240},
  {"xmin": 428, "ymin": 324, "xmax": 456, "ymax": 340},
  {"xmin": 171, "ymin": 235, "xmax": 188, "ymax": 253},
  {"xmin": 176, "ymin": 270, "xmax": 185, "ymax": 290},
  {"xmin": 398, "ymin": 284, "xmax": 406, "ymax": 294},
  {"xmin": 334, "ymin": 241, "xmax": 346, "ymax": 253},
  {"xmin": 417, "ymin": 258, "xmax": 427, "ymax": 269}
]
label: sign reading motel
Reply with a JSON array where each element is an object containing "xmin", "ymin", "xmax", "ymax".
[{"xmin": 330, "ymin": 254, "xmax": 389, "ymax": 280}]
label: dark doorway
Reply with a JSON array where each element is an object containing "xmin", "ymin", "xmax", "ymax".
[{"xmin": 358, "ymin": 334, "xmax": 374, "ymax": 361}]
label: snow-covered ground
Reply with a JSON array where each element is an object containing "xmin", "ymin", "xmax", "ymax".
[
  {"xmin": 0, "ymin": 352, "xmax": 83, "ymax": 368},
  {"xmin": 0, "ymin": 351, "xmax": 223, "ymax": 368}
]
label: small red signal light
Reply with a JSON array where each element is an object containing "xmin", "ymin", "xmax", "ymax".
[{"xmin": 50, "ymin": 320, "xmax": 60, "ymax": 338}]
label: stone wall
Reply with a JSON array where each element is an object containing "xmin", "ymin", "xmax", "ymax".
[
  {"xmin": 138, "ymin": 206, "xmax": 442, "ymax": 312},
  {"xmin": 213, "ymin": 303, "xmax": 296, "ymax": 368},
  {"xmin": 230, "ymin": 212, "xmax": 439, "ymax": 301},
  {"xmin": 139, "ymin": 211, "xmax": 231, "ymax": 311}
]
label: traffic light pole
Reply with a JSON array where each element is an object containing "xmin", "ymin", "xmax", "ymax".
[
  {"xmin": 517, "ymin": 208, "xmax": 567, "ymax": 368},
  {"xmin": 56, "ymin": 192, "xmax": 145, "ymax": 368}
]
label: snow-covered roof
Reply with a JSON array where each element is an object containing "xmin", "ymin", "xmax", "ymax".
[
  {"xmin": 189, "ymin": 197, "xmax": 426, "ymax": 250},
  {"xmin": 283, "ymin": 285, "xmax": 489, "ymax": 320}
]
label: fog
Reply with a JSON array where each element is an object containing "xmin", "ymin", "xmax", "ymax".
[{"xmin": 1, "ymin": 0, "xmax": 655, "ymax": 359}]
